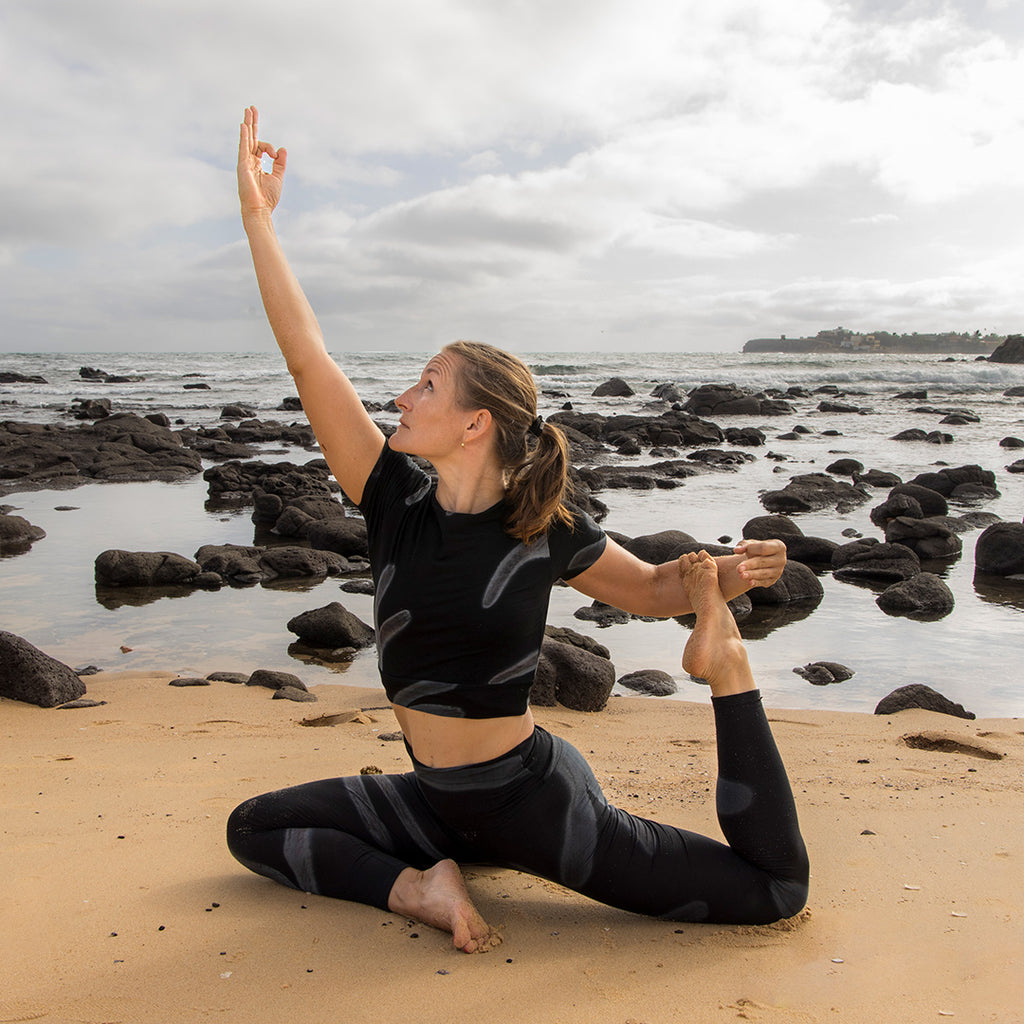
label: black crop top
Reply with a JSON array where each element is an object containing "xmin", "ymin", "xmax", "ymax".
[{"xmin": 357, "ymin": 443, "xmax": 607, "ymax": 718}]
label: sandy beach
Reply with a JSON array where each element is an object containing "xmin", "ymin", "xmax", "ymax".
[{"xmin": 4, "ymin": 671, "xmax": 1020, "ymax": 1024}]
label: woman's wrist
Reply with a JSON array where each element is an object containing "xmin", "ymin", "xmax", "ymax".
[{"xmin": 241, "ymin": 207, "xmax": 275, "ymax": 234}]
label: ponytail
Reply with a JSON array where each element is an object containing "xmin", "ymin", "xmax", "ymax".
[
  {"xmin": 444, "ymin": 341, "xmax": 572, "ymax": 544},
  {"xmin": 504, "ymin": 421, "xmax": 573, "ymax": 544}
]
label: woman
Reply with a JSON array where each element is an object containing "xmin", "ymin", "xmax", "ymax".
[{"xmin": 227, "ymin": 107, "xmax": 809, "ymax": 952}]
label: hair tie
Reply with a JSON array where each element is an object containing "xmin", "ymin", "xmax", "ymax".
[{"xmin": 527, "ymin": 415, "xmax": 545, "ymax": 438}]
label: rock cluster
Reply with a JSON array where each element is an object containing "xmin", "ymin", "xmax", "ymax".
[
  {"xmin": 0, "ymin": 414, "xmax": 202, "ymax": 493},
  {"xmin": 95, "ymin": 543, "xmax": 368, "ymax": 588}
]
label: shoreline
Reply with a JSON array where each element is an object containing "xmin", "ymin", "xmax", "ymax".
[{"xmin": 5, "ymin": 671, "xmax": 1021, "ymax": 1023}]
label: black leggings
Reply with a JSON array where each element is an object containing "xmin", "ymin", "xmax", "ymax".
[{"xmin": 226, "ymin": 690, "xmax": 809, "ymax": 924}]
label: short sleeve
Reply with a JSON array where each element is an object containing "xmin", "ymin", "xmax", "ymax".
[
  {"xmin": 548, "ymin": 506, "xmax": 607, "ymax": 582},
  {"xmin": 358, "ymin": 443, "xmax": 433, "ymax": 542}
]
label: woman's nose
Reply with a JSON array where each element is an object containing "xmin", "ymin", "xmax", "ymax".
[{"xmin": 395, "ymin": 388, "xmax": 412, "ymax": 411}]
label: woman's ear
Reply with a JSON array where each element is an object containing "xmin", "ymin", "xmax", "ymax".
[{"xmin": 464, "ymin": 408, "xmax": 493, "ymax": 443}]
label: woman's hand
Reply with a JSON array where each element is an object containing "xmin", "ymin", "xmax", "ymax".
[
  {"xmin": 237, "ymin": 106, "xmax": 286, "ymax": 219},
  {"xmin": 734, "ymin": 539, "xmax": 787, "ymax": 587}
]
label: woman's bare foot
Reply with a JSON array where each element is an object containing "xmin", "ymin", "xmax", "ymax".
[
  {"xmin": 678, "ymin": 551, "xmax": 756, "ymax": 698},
  {"xmin": 387, "ymin": 859, "xmax": 501, "ymax": 953}
]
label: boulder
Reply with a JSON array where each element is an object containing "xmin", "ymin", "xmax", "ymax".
[
  {"xmin": 743, "ymin": 514, "xmax": 804, "ymax": 540},
  {"xmin": 305, "ymin": 518, "xmax": 369, "ymax": 557},
  {"xmin": 684, "ymin": 383, "xmax": 793, "ymax": 418},
  {"xmin": 909, "ymin": 465, "xmax": 996, "ymax": 496},
  {"xmin": 1007, "ymin": 459, "xmax": 1024, "ymax": 474},
  {"xmin": 888, "ymin": 483, "xmax": 948, "ymax": 517},
  {"xmin": 817, "ymin": 400, "xmax": 861, "ymax": 414},
  {"xmin": 531, "ymin": 637, "xmax": 615, "ymax": 711},
  {"xmin": 746, "ymin": 560, "xmax": 824, "ymax": 604},
  {"xmin": 593, "ymin": 377, "xmax": 635, "ymax": 397},
  {"xmin": 975, "ymin": 522, "xmax": 1024, "ymax": 576},
  {"xmin": 574, "ymin": 601, "xmax": 631, "ymax": 627},
  {"xmin": 0, "ymin": 513, "xmax": 46, "ymax": 553},
  {"xmin": 781, "ymin": 535, "xmax": 839, "ymax": 565},
  {"xmin": 826, "ymin": 458, "xmax": 864, "ymax": 476},
  {"xmin": 761, "ymin": 473, "xmax": 871, "ymax": 514},
  {"xmin": 247, "ymin": 669, "xmax": 308, "ymax": 691},
  {"xmin": 70, "ymin": 397, "xmax": 112, "ymax": 420},
  {"xmin": 194, "ymin": 543, "xmax": 264, "ymax": 581},
  {"xmin": 95, "ymin": 549, "xmax": 203, "ymax": 586},
  {"xmin": 855, "ymin": 469, "xmax": 903, "ymax": 488},
  {"xmin": 832, "ymin": 539, "xmax": 921, "ymax": 582},
  {"xmin": 618, "ymin": 669, "xmax": 677, "ymax": 696},
  {"xmin": 287, "ymin": 602, "xmax": 375, "ymax": 648},
  {"xmin": 685, "ymin": 449, "xmax": 755, "ymax": 468},
  {"xmin": 793, "ymin": 662, "xmax": 854, "ymax": 686},
  {"xmin": 622, "ymin": 529, "xmax": 700, "ymax": 564},
  {"xmin": 0, "ymin": 632, "xmax": 87, "ymax": 707},
  {"xmin": 874, "ymin": 684, "xmax": 974, "ymax": 720},
  {"xmin": 870, "ymin": 493, "xmax": 923, "ymax": 528},
  {"xmin": 221, "ymin": 405, "xmax": 255, "ymax": 419},
  {"xmin": 722, "ymin": 426, "xmax": 765, "ymax": 446},
  {"xmin": 259, "ymin": 547, "xmax": 351, "ymax": 579},
  {"xmin": 650, "ymin": 382, "xmax": 684, "ymax": 403},
  {"xmin": 204, "ymin": 460, "xmax": 333, "ymax": 505},
  {"xmin": 988, "ymin": 334, "xmax": 1024, "ymax": 363},
  {"xmin": 0, "ymin": 370, "xmax": 48, "ymax": 384},
  {"xmin": 999, "ymin": 437, "xmax": 1024, "ymax": 448},
  {"xmin": 884, "ymin": 517, "xmax": 962, "ymax": 560},
  {"xmin": 744, "ymin": 513, "xmax": 837, "ymax": 562},
  {"xmin": 273, "ymin": 686, "xmax": 318, "ymax": 703},
  {"xmin": 876, "ymin": 572, "xmax": 955, "ymax": 618},
  {"xmin": 544, "ymin": 625, "xmax": 610, "ymax": 660}
]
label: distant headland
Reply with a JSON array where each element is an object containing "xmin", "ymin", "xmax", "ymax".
[{"xmin": 743, "ymin": 327, "xmax": 1006, "ymax": 355}]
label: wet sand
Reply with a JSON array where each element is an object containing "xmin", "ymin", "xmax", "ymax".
[{"xmin": 4, "ymin": 672, "xmax": 1021, "ymax": 1023}]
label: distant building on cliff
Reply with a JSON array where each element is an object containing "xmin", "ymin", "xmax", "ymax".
[{"xmin": 743, "ymin": 328, "xmax": 1005, "ymax": 355}]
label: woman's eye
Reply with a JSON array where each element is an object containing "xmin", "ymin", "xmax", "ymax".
[{"xmin": 425, "ymin": 380, "xmax": 434, "ymax": 391}]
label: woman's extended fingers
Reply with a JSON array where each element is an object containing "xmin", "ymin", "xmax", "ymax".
[
  {"xmin": 734, "ymin": 538, "xmax": 787, "ymax": 586},
  {"xmin": 238, "ymin": 106, "xmax": 285, "ymax": 212}
]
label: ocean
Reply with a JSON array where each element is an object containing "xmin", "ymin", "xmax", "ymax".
[{"xmin": 2, "ymin": 349, "xmax": 1023, "ymax": 717}]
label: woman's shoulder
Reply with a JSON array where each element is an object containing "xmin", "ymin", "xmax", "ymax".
[
  {"xmin": 545, "ymin": 503, "xmax": 607, "ymax": 579},
  {"xmin": 359, "ymin": 442, "xmax": 434, "ymax": 517}
]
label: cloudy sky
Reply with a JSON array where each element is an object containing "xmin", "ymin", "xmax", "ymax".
[{"xmin": 3, "ymin": 0, "xmax": 1023, "ymax": 355}]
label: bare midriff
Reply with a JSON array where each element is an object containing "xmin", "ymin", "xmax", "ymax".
[{"xmin": 393, "ymin": 706, "xmax": 536, "ymax": 768}]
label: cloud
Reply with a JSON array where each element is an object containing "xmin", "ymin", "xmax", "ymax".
[{"xmin": 2, "ymin": 0, "xmax": 1024, "ymax": 352}]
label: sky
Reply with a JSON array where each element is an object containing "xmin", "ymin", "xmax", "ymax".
[{"xmin": 2, "ymin": 0, "xmax": 1024, "ymax": 355}]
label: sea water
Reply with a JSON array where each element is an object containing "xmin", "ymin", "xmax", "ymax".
[{"xmin": 2, "ymin": 350, "xmax": 1022, "ymax": 716}]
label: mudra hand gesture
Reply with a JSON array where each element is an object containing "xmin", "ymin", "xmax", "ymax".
[{"xmin": 237, "ymin": 106, "xmax": 286, "ymax": 217}]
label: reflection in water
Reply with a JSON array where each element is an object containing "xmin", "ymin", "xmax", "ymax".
[
  {"xmin": 95, "ymin": 584, "xmax": 200, "ymax": 610},
  {"xmin": 675, "ymin": 594, "xmax": 823, "ymax": 641},
  {"xmin": 735, "ymin": 598, "xmax": 823, "ymax": 641},
  {"xmin": 287, "ymin": 641, "xmax": 360, "ymax": 674},
  {"xmin": 95, "ymin": 573, "xmax": 342, "ymax": 608},
  {"xmin": 973, "ymin": 572, "xmax": 1024, "ymax": 611}
]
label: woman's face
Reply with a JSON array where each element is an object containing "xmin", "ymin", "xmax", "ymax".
[{"xmin": 390, "ymin": 351, "xmax": 470, "ymax": 459}]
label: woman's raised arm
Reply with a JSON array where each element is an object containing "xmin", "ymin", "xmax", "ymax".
[{"xmin": 238, "ymin": 106, "xmax": 385, "ymax": 504}]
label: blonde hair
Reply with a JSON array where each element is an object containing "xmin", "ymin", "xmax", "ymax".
[{"xmin": 445, "ymin": 341, "xmax": 572, "ymax": 544}]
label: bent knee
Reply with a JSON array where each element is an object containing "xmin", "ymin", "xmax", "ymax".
[
  {"xmin": 225, "ymin": 796, "xmax": 263, "ymax": 852},
  {"xmin": 768, "ymin": 876, "xmax": 809, "ymax": 921}
]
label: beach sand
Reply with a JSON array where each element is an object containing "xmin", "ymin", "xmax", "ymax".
[{"xmin": 4, "ymin": 673, "xmax": 1021, "ymax": 1024}]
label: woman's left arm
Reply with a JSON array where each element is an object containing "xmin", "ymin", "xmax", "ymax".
[{"xmin": 568, "ymin": 537, "xmax": 786, "ymax": 616}]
